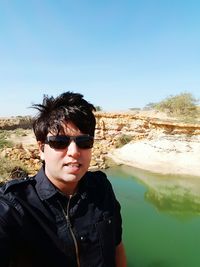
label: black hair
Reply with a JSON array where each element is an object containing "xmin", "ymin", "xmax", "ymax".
[{"xmin": 32, "ymin": 92, "xmax": 96, "ymax": 142}]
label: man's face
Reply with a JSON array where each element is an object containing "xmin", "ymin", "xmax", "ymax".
[{"xmin": 38, "ymin": 122, "xmax": 92, "ymax": 195}]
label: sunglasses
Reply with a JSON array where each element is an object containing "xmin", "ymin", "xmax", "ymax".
[{"xmin": 45, "ymin": 135, "xmax": 94, "ymax": 150}]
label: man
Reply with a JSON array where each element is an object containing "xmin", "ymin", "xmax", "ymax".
[{"xmin": 0, "ymin": 92, "xmax": 126, "ymax": 267}]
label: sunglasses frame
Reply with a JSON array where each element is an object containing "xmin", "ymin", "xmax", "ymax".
[{"xmin": 45, "ymin": 134, "xmax": 94, "ymax": 150}]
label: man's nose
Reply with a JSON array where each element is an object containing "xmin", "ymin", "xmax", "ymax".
[{"xmin": 66, "ymin": 140, "xmax": 80, "ymax": 157}]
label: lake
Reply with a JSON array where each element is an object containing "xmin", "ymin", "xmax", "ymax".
[{"xmin": 105, "ymin": 165, "xmax": 200, "ymax": 267}]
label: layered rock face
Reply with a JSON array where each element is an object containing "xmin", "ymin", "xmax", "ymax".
[{"xmin": 95, "ymin": 112, "xmax": 200, "ymax": 138}]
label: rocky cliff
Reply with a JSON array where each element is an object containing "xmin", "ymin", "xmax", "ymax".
[
  {"xmin": 95, "ymin": 112, "xmax": 200, "ymax": 139},
  {"xmin": 95, "ymin": 112, "xmax": 200, "ymax": 176}
]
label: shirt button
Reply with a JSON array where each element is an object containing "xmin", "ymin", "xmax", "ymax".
[{"xmin": 80, "ymin": 236, "xmax": 86, "ymax": 241}]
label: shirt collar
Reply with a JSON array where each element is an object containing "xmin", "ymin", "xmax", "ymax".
[
  {"xmin": 34, "ymin": 167, "xmax": 96, "ymax": 201},
  {"xmin": 34, "ymin": 167, "xmax": 58, "ymax": 201}
]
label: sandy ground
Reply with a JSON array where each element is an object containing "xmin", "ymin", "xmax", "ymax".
[
  {"xmin": 108, "ymin": 136, "xmax": 200, "ymax": 177},
  {"xmin": 7, "ymin": 130, "xmax": 37, "ymax": 147}
]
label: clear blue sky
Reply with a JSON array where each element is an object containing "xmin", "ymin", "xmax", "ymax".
[{"xmin": 0, "ymin": 0, "xmax": 200, "ymax": 117}]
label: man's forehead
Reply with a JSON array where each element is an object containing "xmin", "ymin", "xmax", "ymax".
[{"xmin": 59, "ymin": 121, "xmax": 81, "ymax": 135}]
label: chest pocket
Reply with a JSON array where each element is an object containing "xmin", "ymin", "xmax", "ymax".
[
  {"xmin": 77, "ymin": 223, "xmax": 102, "ymax": 267},
  {"xmin": 95, "ymin": 216, "xmax": 116, "ymax": 267},
  {"xmin": 76, "ymin": 216, "xmax": 116, "ymax": 267}
]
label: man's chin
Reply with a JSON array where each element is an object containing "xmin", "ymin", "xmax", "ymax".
[{"xmin": 62, "ymin": 174, "xmax": 81, "ymax": 183}]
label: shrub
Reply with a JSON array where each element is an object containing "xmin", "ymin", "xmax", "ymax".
[
  {"xmin": 0, "ymin": 157, "xmax": 28, "ymax": 184},
  {"xmin": 95, "ymin": 106, "xmax": 103, "ymax": 111},
  {"xmin": 154, "ymin": 92, "xmax": 199, "ymax": 121},
  {"xmin": 0, "ymin": 131, "xmax": 13, "ymax": 149},
  {"xmin": 114, "ymin": 134, "xmax": 133, "ymax": 148}
]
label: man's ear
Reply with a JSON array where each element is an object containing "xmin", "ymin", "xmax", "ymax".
[{"xmin": 38, "ymin": 141, "xmax": 45, "ymax": 161}]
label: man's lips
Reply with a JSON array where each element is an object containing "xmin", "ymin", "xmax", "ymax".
[
  {"xmin": 63, "ymin": 163, "xmax": 82, "ymax": 173},
  {"xmin": 63, "ymin": 162, "xmax": 81, "ymax": 167}
]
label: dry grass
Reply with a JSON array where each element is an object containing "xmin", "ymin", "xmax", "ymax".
[{"xmin": 0, "ymin": 157, "xmax": 28, "ymax": 184}]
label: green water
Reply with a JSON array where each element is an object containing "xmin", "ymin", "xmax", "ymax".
[{"xmin": 105, "ymin": 166, "xmax": 200, "ymax": 267}]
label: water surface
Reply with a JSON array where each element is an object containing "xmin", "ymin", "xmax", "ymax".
[{"xmin": 105, "ymin": 166, "xmax": 200, "ymax": 267}]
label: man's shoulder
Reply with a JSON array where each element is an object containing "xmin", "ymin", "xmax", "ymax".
[
  {"xmin": 84, "ymin": 171, "xmax": 113, "ymax": 194},
  {"xmin": 0, "ymin": 176, "xmax": 36, "ymax": 195},
  {"xmin": 86, "ymin": 170, "xmax": 109, "ymax": 184},
  {"xmin": 84, "ymin": 171, "xmax": 117, "ymax": 210}
]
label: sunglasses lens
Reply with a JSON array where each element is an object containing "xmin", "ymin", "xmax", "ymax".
[
  {"xmin": 76, "ymin": 136, "xmax": 94, "ymax": 149},
  {"xmin": 47, "ymin": 136, "xmax": 70, "ymax": 149},
  {"xmin": 46, "ymin": 135, "xmax": 94, "ymax": 149}
]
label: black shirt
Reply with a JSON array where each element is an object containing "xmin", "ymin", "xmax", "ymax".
[{"xmin": 0, "ymin": 167, "xmax": 122, "ymax": 267}]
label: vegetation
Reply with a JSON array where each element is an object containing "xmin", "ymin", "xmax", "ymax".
[
  {"xmin": 0, "ymin": 157, "xmax": 28, "ymax": 184},
  {"xmin": 95, "ymin": 106, "xmax": 103, "ymax": 111},
  {"xmin": 114, "ymin": 134, "xmax": 133, "ymax": 148},
  {"xmin": 12, "ymin": 128, "xmax": 29, "ymax": 137},
  {"xmin": 0, "ymin": 129, "xmax": 29, "ymax": 183},
  {"xmin": 149, "ymin": 92, "xmax": 200, "ymax": 122},
  {"xmin": 129, "ymin": 107, "xmax": 141, "ymax": 111},
  {"xmin": 143, "ymin": 102, "xmax": 157, "ymax": 110},
  {"xmin": 0, "ymin": 130, "xmax": 13, "ymax": 148}
]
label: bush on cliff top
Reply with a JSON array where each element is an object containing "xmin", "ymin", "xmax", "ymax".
[{"xmin": 153, "ymin": 92, "xmax": 199, "ymax": 121}]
